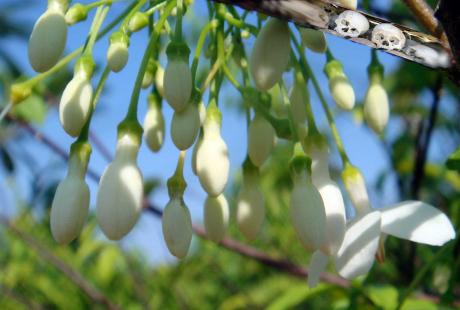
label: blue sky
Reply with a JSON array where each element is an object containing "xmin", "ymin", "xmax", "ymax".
[{"xmin": 1, "ymin": 0, "xmax": 445, "ymax": 264}]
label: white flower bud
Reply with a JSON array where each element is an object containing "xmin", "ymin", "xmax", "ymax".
[
  {"xmin": 198, "ymin": 101, "xmax": 206, "ymax": 125},
  {"xmin": 300, "ymin": 28, "xmax": 327, "ymax": 53},
  {"xmin": 309, "ymin": 145, "xmax": 346, "ymax": 256},
  {"xmin": 250, "ymin": 18, "xmax": 290, "ymax": 91},
  {"xmin": 96, "ymin": 134, "xmax": 143, "ymax": 240},
  {"xmin": 28, "ymin": 8, "xmax": 67, "ymax": 72},
  {"xmin": 204, "ymin": 194, "xmax": 229, "ymax": 243},
  {"xmin": 237, "ymin": 173, "xmax": 265, "ymax": 240},
  {"xmin": 162, "ymin": 197, "xmax": 193, "ymax": 258},
  {"xmin": 143, "ymin": 98, "xmax": 165, "ymax": 152},
  {"xmin": 164, "ymin": 59, "xmax": 192, "ymax": 112},
  {"xmin": 59, "ymin": 74, "xmax": 93, "ymax": 137},
  {"xmin": 155, "ymin": 65, "xmax": 165, "ymax": 97},
  {"xmin": 196, "ymin": 117, "xmax": 230, "ymax": 197},
  {"xmin": 191, "ymin": 135, "xmax": 202, "ymax": 175},
  {"xmin": 363, "ymin": 83, "xmax": 389, "ymax": 134},
  {"xmin": 142, "ymin": 70, "xmax": 154, "ymax": 89},
  {"xmin": 329, "ymin": 74, "xmax": 355, "ymax": 110},
  {"xmin": 334, "ymin": 0, "xmax": 357, "ymax": 10},
  {"xmin": 51, "ymin": 176, "xmax": 89, "ymax": 244},
  {"xmin": 289, "ymin": 83, "xmax": 308, "ymax": 127},
  {"xmin": 248, "ymin": 114, "xmax": 276, "ymax": 167},
  {"xmin": 342, "ymin": 165, "xmax": 372, "ymax": 216},
  {"xmin": 290, "ymin": 171, "xmax": 327, "ymax": 251},
  {"xmin": 171, "ymin": 103, "xmax": 200, "ymax": 150},
  {"xmin": 107, "ymin": 42, "xmax": 129, "ymax": 73}
]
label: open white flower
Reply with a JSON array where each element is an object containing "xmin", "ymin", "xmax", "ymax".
[
  {"xmin": 96, "ymin": 132, "xmax": 143, "ymax": 240},
  {"xmin": 50, "ymin": 142, "xmax": 91, "ymax": 244},
  {"xmin": 28, "ymin": 4, "xmax": 67, "ymax": 72},
  {"xmin": 204, "ymin": 194, "xmax": 229, "ymax": 243},
  {"xmin": 250, "ymin": 18, "xmax": 290, "ymax": 91},
  {"xmin": 162, "ymin": 197, "xmax": 193, "ymax": 258}
]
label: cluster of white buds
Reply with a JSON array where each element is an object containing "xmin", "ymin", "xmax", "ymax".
[
  {"xmin": 324, "ymin": 58, "xmax": 355, "ymax": 110},
  {"xmin": 196, "ymin": 101, "xmax": 230, "ymax": 197},
  {"xmin": 59, "ymin": 56, "xmax": 94, "ymax": 137},
  {"xmin": 250, "ymin": 18, "xmax": 291, "ymax": 91},
  {"xmin": 96, "ymin": 124, "xmax": 144, "ymax": 240},
  {"xmin": 162, "ymin": 154, "xmax": 193, "ymax": 258},
  {"xmin": 363, "ymin": 53, "xmax": 389, "ymax": 134},
  {"xmin": 143, "ymin": 94, "xmax": 165, "ymax": 152},
  {"xmin": 289, "ymin": 143, "xmax": 327, "ymax": 251},
  {"xmin": 107, "ymin": 31, "xmax": 130, "ymax": 73},
  {"xmin": 236, "ymin": 160, "xmax": 265, "ymax": 240},
  {"xmin": 50, "ymin": 141, "xmax": 91, "ymax": 244},
  {"xmin": 164, "ymin": 41, "xmax": 192, "ymax": 112},
  {"xmin": 28, "ymin": 0, "xmax": 68, "ymax": 72}
]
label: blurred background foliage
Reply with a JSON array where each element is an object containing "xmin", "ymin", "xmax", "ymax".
[{"xmin": 0, "ymin": 0, "xmax": 459, "ymax": 309}]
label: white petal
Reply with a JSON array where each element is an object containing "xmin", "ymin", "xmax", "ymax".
[
  {"xmin": 308, "ymin": 251, "xmax": 329, "ymax": 288},
  {"xmin": 335, "ymin": 211, "xmax": 381, "ymax": 279},
  {"xmin": 380, "ymin": 200, "xmax": 455, "ymax": 246}
]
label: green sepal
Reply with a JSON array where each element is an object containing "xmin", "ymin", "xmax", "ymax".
[
  {"xmin": 205, "ymin": 98, "xmax": 222, "ymax": 125},
  {"xmin": 70, "ymin": 140, "xmax": 92, "ymax": 169},
  {"xmin": 117, "ymin": 119, "xmax": 143, "ymax": 146},
  {"xmin": 324, "ymin": 59, "xmax": 344, "ymax": 79},
  {"xmin": 166, "ymin": 41, "xmax": 191, "ymax": 62},
  {"xmin": 65, "ymin": 3, "xmax": 88, "ymax": 25},
  {"xmin": 289, "ymin": 142, "xmax": 312, "ymax": 176},
  {"xmin": 74, "ymin": 55, "xmax": 95, "ymax": 79},
  {"xmin": 109, "ymin": 31, "xmax": 130, "ymax": 47}
]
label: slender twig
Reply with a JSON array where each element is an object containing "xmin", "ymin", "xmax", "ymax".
[{"xmin": 0, "ymin": 219, "xmax": 122, "ymax": 310}]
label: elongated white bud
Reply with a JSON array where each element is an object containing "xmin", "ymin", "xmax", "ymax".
[
  {"xmin": 164, "ymin": 42, "xmax": 192, "ymax": 112},
  {"xmin": 107, "ymin": 42, "xmax": 129, "ymax": 73},
  {"xmin": 325, "ymin": 60, "xmax": 355, "ymax": 110},
  {"xmin": 334, "ymin": 0, "xmax": 357, "ymax": 10},
  {"xmin": 171, "ymin": 103, "xmax": 200, "ymax": 150},
  {"xmin": 204, "ymin": 194, "xmax": 229, "ymax": 243},
  {"xmin": 196, "ymin": 110, "xmax": 229, "ymax": 196},
  {"xmin": 309, "ymin": 144, "xmax": 346, "ymax": 256},
  {"xmin": 143, "ymin": 96, "xmax": 165, "ymax": 152},
  {"xmin": 96, "ymin": 133, "xmax": 143, "ymax": 240},
  {"xmin": 162, "ymin": 197, "xmax": 193, "ymax": 258},
  {"xmin": 248, "ymin": 114, "xmax": 276, "ymax": 167},
  {"xmin": 290, "ymin": 171, "xmax": 327, "ymax": 251},
  {"xmin": 50, "ymin": 143, "xmax": 91, "ymax": 244},
  {"xmin": 28, "ymin": 7, "xmax": 67, "ymax": 72},
  {"xmin": 342, "ymin": 164, "xmax": 372, "ymax": 216},
  {"xmin": 300, "ymin": 28, "xmax": 327, "ymax": 53},
  {"xmin": 155, "ymin": 65, "xmax": 165, "ymax": 97},
  {"xmin": 363, "ymin": 83, "xmax": 389, "ymax": 134},
  {"xmin": 191, "ymin": 134, "xmax": 202, "ymax": 175},
  {"xmin": 289, "ymin": 81, "xmax": 310, "ymax": 140},
  {"xmin": 237, "ymin": 172, "xmax": 265, "ymax": 240},
  {"xmin": 250, "ymin": 18, "xmax": 290, "ymax": 91},
  {"xmin": 59, "ymin": 74, "xmax": 93, "ymax": 137}
]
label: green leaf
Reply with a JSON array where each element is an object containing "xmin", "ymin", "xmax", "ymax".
[
  {"xmin": 400, "ymin": 299, "xmax": 437, "ymax": 310},
  {"xmin": 367, "ymin": 285, "xmax": 398, "ymax": 310},
  {"xmin": 10, "ymin": 94, "xmax": 47, "ymax": 124},
  {"xmin": 446, "ymin": 147, "xmax": 460, "ymax": 171}
]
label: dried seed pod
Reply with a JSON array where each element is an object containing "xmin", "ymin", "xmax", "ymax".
[
  {"xmin": 204, "ymin": 194, "xmax": 230, "ymax": 243},
  {"xmin": 334, "ymin": 11, "xmax": 369, "ymax": 38},
  {"xmin": 250, "ymin": 18, "xmax": 290, "ymax": 91},
  {"xmin": 372, "ymin": 23, "xmax": 406, "ymax": 51},
  {"xmin": 28, "ymin": 8, "xmax": 67, "ymax": 72}
]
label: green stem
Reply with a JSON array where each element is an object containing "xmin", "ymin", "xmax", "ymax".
[
  {"xmin": 86, "ymin": 0, "xmax": 114, "ymax": 10},
  {"xmin": 191, "ymin": 20, "xmax": 218, "ymax": 82},
  {"xmin": 83, "ymin": 5, "xmax": 110, "ymax": 57},
  {"xmin": 78, "ymin": 66, "xmax": 111, "ymax": 142},
  {"xmin": 12, "ymin": 1, "xmax": 139, "ymax": 100},
  {"xmin": 174, "ymin": 0, "xmax": 183, "ymax": 42},
  {"xmin": 292, "ymin": 32, "xmax": 350, "ymax": 165},
  {"xmin": 145, "ymin": 0, "xmax": 167, "ymax": 16},
  {"xmin": 125, "ymin": 0, "xmax": 175, "ymax": 121},
  {"xmin": 279, "ymin": 82, "xmax": 299, "ymax": 142},
  {"xmin": 396, "ymin": 242, "xmax": 454, "ymax": 309}
]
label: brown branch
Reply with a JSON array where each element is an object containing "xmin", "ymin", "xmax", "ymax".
[
  {"xmin": 401, "ymin": 0, "xmax": 449, "ymax": 46},
  {"xmin": 0, "ymin": 219, "xmax": 122, "ymax": 310},
  {"xmin": 12, "ymin": 118, "xmax": 460, "ymax": 307}
]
